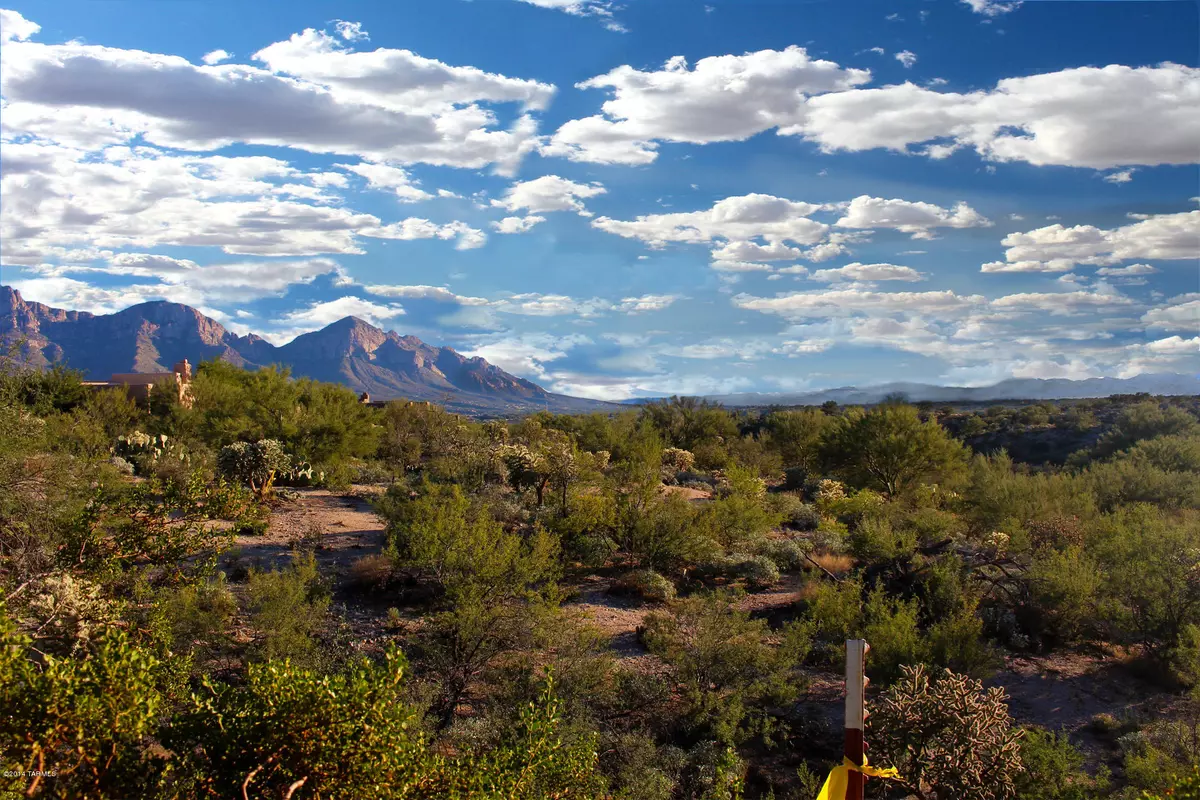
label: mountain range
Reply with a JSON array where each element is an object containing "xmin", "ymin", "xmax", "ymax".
[
  {"xmin": 692, "ymin": 373, "xmax": 1200, "ymax": 407},
  {"xmin": 0, "ymin": 285, "xmax": 613, "ymax": 415},
  {"xmin": 3, "ymin": 285, "xmax": 1196, "ymax": 414}
]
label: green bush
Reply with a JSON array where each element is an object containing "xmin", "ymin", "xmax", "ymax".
[
  {"xmin": 861, "ymin": 585, "xmax": 929, "ymax": 685},
  {"xmin": 640, "ymin": 590, "xmax": 808, "ymax": 743},
  {"xmin": 244, "ymin": 553, "xmax": 332, "ymax": 666},
  {"xmin": 752, "ymin": 538, "xmax": 809, "ymax": 572},
  {"xmin": 0, "ymin": 608, "xmax": 165, "ymax": 798},
  {"xmin": 612, "ymin": 568, "xmax": 676, "ymax": 603},
  {"xmin": 619, "ymin": 492, "xmax": 720, "ymax": 576},
  {"xmin": 1015, "ymin": 727, "xmax": 1108, "ymax": 800},
  {"xmin": 848, "ymin": 514, "xmax": 917, "ymax": 562},
  {"xmin": 1026, "ymin": 546, "xmax": 1102, "ymax": 644},
  {"xmin": 695, "ymin": 553, "xmax": 781, "ymax": 590}
]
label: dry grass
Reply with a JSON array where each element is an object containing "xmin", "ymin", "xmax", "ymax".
[
  {"xmin": 346, "ymin": 553, "xmax": 394, "ymax": 591},
  {"xmin": 809, "ymin": 552, "xmax": 854, "ymax": 574}
]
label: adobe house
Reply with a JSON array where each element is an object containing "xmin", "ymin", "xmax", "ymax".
[{"xmin": 83, "ymin": 359, "xmax": 194, "ymax": 408}]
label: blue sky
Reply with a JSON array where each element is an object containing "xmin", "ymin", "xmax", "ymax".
[{"xmin": 1, "ymin": 0, "xmax": 1196, "ymax": 398}]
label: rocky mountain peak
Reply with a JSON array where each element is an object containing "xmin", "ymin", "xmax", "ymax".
[{"xmin": 0, "ymin": 287, "xmax": 611, "ymax": 414}]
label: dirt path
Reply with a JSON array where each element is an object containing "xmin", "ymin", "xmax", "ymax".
[
  {"xmin": 224, "ymin": 487, "xmax": 387, "ymax": 576},
  {"xmin": 986, "ymin": 650, "xmax": 1177, "ymax": 764}
]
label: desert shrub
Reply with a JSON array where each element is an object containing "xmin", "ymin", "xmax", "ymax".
[
  {"xmin": 349, "ymin": 459, "xmax": 394, "ymax": 485},
  {"xmin": 765, "ymin": 408, "xmax": 832, "ymax": 474},
  {"xmin": 913, "ymin": 553, "xmax": 970, "ymax": 622},
  {"xmin": 871, "ymin": 665, "xmax": 1024, "ymax": 800},
  {"xmin": 620, "ymin": 492, "xmax": 720, "ymax": 576},
  {"xmin": 65, "ymin": 474, "xmax": 234, "ymax": 578},
  {"xmin": 927, "ymin": 601, "xmax": 997, "ymax": 679},
  {"xmin": 379, "ymin": 481, "xmax": 559, "ymax": 602},
  {"xmin": 964, "ymin": 452, "xmax": 1096, "ymax": 535},
  {"xmin": 347, "ymin": 553, "xmax": 395, "ymax": 592},
  {"xmin": 752, "ymin": 538, "xmax": 808, "ymax": 572},
  {"xmin": 821, "ymin": 487, "xmax": 886, "ymax": 527},
  {"xmin": 675, "ymin": 742, "xmax": 746, "ymax": 800},
  {"xmin": 0, "ymin": 609, "xmax": 165, "ymax": 798},
  {"xmin": 847, "ymin": 514, "xmax": 917, "ymax": 562},
  {"xmin": 1125, "ymin": 433, "xmax": 1200, "ymax": 473},
  {"xmin": 379, "ymin": 481, "xmax": 562, "ymax": 729},
  {"xmin": 1015, "ymin": 727, "xmax": 1109, "ymax": 800},
  {"xmin": 109, "ymin": 455, "xmax": 135, "ymax": 476},
  {"xmin": 1094, "ymin": 506, "xmax": 1200, "ymax": 680},
  {"xmin": 244, "ymin": 553, "xmax": 331, "ymax": 666},
  {"xmin": 1094, "ymin": 401, "xmax": 1199, "ymax": 459},
  {"xmin": 640, "ymin": 590, "xmax": 808, "ymax": 743},
  {"xmin": 694, "ymin": 554, "xmax": 781, "ymax": 590},
  {"xmin": 156, "ymin": 575, "xmax": 237, "ymax": 663},
  {"xmin": 202, "ymin": 476, "xmax": 255, "ymax": 521},
  {"xmin": 766, "ymin": 490, "xmax": 821, "ymax": 532},
  {"xmin": 552, "ymin": 491, "xmax": 619, "ymax": 567},
  {"xmin": 1085, "ymin": 456, "xmax": 1200, "ymax": 512},
  {"xmin": 612, "ymin": 569, "xmax": 676, "ymax": 603},
  {"xmin": 1121, "ymin": 716, "xmax": 1200, "ymax": 795},
  {"xmin": 166, "ymin": 646, "xmax": 428, "ymax": 799},
  {"xmin": 1026, "ymin": 546, "xmax": 1102, "ymax": 644},
  {"xmin": 599, "ymin": 732, "xmax": 682, "ymax": 800},
  {"xmin": 1090, "ymin": 713, "xmax": 1124, "ymax": 736},
  {"xmin": 803, "ymin": 578, "xmax": 863, "ymax": 658},
  {"xmin": 233, "ymin": 517, "xmax": 269, "ymax": 537},
  {"xmin": 860, "ymin": 586, "xmax": 929, "ymax": 685},
  {"xmin": 786, "ymin": 503, "xmax": 821, "ymax": 533},
  {"xmin": 1141, "ymin": 766, "xmax": 1200, "ymax": 800},
  {"xmin": 695, "ymin": 490, "xmax": 782, "ymax": 551},
  {"xmin": 731, "ymin": 553, "xmax": 780, "ymax": 589},
  {"xmin": 781, "ymin": 466, "xmax": 807, "ymax": 490}
]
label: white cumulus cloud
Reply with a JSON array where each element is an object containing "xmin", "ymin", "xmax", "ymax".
[{"xmin": 491, "ymin": 175, "xmax": 606, "ymax": 216}]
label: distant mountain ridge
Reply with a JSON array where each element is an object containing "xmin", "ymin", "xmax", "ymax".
[
  {"xmin": 0, "ymin": 285, "xmax": 614, "ymax": 415},
  {"xmin": 691, "ymin": 374, "xmax": 1200, "ymax": 407}
]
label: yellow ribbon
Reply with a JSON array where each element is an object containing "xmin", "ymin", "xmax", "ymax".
[{"xmin": 815, "ymin": 756, "xmax": 900, "ymax": 800}]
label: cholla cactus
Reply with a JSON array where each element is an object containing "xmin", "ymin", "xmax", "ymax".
[
  {"xmin": 661, "ymin": 447, "xmax": 696, "ymax": 473},
  {"xmin": 217, "ymin": 439, "xmax": 292, "ymax": 499},
  {"xmin": 28, "ymin": 572, "xmax": 116, "ymax": 654},
  {"xmin": 815, "ymin": 478, "xmax": 846, "ymax": 503},
  {"xmin": 871, "ymin": 665, "xmax": 1024, "ymax": 800},
  {"xmin": 496, "ymin": 443, "xmax": 544, "ymax": 494},
  {"xmin": 985, "ymin": 531, "xmax": 1011, "ymax": 553},
  {"xmin": 588, "ymin": 449, "xmax": 611, "ymax": 473}
]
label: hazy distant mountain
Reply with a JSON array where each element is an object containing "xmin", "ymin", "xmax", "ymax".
[
  {"xmin": 694, "ymin": 374, "xmax": 1200, "ymax": 407},
  {"xmin": 0, "ymin": 286, "xmax": 614, "ymax": 416}
]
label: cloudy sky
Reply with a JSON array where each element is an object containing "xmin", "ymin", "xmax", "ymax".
[{"xmin": 1, "ymin": 0, "xmax": 1197, "ymax": 399}]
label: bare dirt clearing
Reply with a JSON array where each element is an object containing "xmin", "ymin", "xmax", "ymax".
[
  {"xmin": 987, "ymin": 650, "xmax": 1178, "ymax": 766},
  {"xmin": 225, "ymin": 486, "xmax": 387, "ymax": 575}
]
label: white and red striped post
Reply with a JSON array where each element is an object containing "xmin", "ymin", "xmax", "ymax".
[{"xmin": 844, "ymin": 639, "xmax": 870, "ymax": 800}]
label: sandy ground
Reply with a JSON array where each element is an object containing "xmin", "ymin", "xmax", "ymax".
[{"xmin": 224, "ymin": 486, "xmax": 387, "ymax": 576}]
